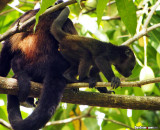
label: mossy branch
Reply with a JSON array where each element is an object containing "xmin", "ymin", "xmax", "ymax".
[{"xmin": 0, "ymin": 76, "xmax": 160, "ymax": 110}]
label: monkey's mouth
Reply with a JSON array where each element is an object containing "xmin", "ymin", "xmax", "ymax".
[{"xmin": 115, "ymin": 66, "xmax": 132, "ymax": 77}]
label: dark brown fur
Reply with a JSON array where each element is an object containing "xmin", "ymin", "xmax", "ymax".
[
  {"xmin": 0, "ymin": 7, "xmax": 78, "ymax": 130},
  {"xmin": 50, "ymin": 7, "xmax": 136, "ymax": 91}
]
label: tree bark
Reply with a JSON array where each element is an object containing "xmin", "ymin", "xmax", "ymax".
[{"xmin": 0, "ymin": 76, "xmax": 160, "ymax": 110}]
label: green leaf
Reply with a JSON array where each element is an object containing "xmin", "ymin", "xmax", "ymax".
[
  {"xmin": 102, "ymin": 123, "xmax": 124, "ymax": 130},
  {"xmin": 115, "ymin": 0, "xmax": 137, "ymax": 35},
  {"xmin": 156, "ymin": 52, "xmax": 160, "ymax": 68},
  {"xmin": 132, "ymin": 110, "xmax": 143, "ymax": 123},
  {"xmin": 84, "ymin": 117, "xmax": 100, "ymax": 130},
  {"xmin": 149, "ymin": 29, "xmax": 160, "ymax": 53},
  {"xmin": 76, "ymin": 0, "xmax": 81, "ymax": 7},
  {"xmin": 35, "ymin": 0, "xmax": 56, "ymax": 30},
  {"xmin": 153, "ymin": 86, "xmax": 160, "ymax": 96},
  {"xmin": 96, "ymin": 0, "xmax": 109, "ymax": 25},
  {"xmin": 134, "ymin": 87, "xmax": 144, "ymax": 96}
]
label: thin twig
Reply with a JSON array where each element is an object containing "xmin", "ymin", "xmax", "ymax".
[
  {"xmin": 46, "ymin": 107, "xmax": 94, "ymax": 126},
  {"xmin": 67, "ymin": 77, "xmax": 160, "ymax": 88},
  {"xmin": 7, "ymin": 4, "xmax": 25, "ymax": 14},
  {"xmin": 0, "ymin": 4, "xmax": 24, "ymax": 16},
  {"xmin": 46, "ymin": 107, "xmax": 134, "ymax": 130},
  {"xmin": 143, "ymin": 0, "xmax": 160, "ymax": 29},
  {"xmin": 122, "ymin": 23, "xmax": 160, "ymax": 45},
  {"xmin": 90, "ymin": 116, "xmax": 135, "ymax": 130},
  {"xmin": 46, "ymin": 115, "xmax": 84, "ymax": 125},
  {"xmin": 0, "ymin": 119, "xmax": 12, "ymax": 130},
  {"xmin": 83, "ymin": 1, "xmax": 115, "ymax": 14},
  {"xmin": 19, "ymin": 0, "xmax": 38, "ymax": 4},
  {"xmin": 0, "ymin": 76, "xmax": 160, "ymax": 92},
  {"xmin": 122, "ymin": 1, "xmax": 160, "ymax": 46},
  {"xmin": 101, "ymin": 16, "xmax": 121, "ymax": 21}
]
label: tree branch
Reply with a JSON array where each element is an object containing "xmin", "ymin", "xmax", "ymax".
[
  {"xmin": 0, "ymin": 0, "xmax": 79, "ymax": 42},
  {"xmin": 46, "ymin": 107, "xmax": 94, "ymax": 126},
  {"xmin": 0, "ymin": 76, "xmax": 160, "ymax": 110},
  {"xmin": 62, "ymin": 90, "xmax": 160, "ymax": 110},
  {"xmin": 122, "ymin": 23, "xmax": 160, "ymax": 46},
  {"xmin": 122, "ymin": 0, "xmax": 160, "ymax": 46},
  {"xmin": 101, "ymin": 16, "xmax": 121, "ymax": 21},
  {"xmin": 46, "ymin": 107, "xmax": 135, "ymax": 130},
  {"xmin": 143, "ymin": 0, "xmax": 160, "ymax": 29},
  {"xmin": 90, "ymin": 116, "xmax": 135, "ymax": 130}
]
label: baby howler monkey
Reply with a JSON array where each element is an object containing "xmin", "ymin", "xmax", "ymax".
[
  {"xmin": 0, "ymin": 3, "xmax": 77, "ymax": 130},
  {"xmin": 50, "ymin": 7, "xmax": 136, "ymax": 91}
]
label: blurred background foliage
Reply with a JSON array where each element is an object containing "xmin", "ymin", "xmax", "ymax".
[{"xmin": 0, "ymin": 0, "xmax": 160, "ymax": 129}]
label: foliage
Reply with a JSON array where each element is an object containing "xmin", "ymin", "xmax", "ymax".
[
  {"xmin": 115, "ymin": 0, "xmax": 137, "ymax": 35},
  {"xmin": 0, "ymin": 0, "xmax": 160, "ymax": 129}
]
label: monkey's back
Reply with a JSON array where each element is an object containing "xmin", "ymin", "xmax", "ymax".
[
  {"xmin": 59, "ymin": 34, "xmax": 111, "ymax": 58},
  {"xmin": 10, "ymin": 9, "xmax": 77, "ymax": 62}
]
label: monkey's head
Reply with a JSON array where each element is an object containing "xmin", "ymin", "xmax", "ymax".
[{"xmin": 114, "ymin": 46, "xmax": 136, "ymax": 77}]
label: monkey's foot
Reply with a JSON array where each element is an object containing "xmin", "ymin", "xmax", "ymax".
[
  {"xmin": 96, "ymin": 87, "xmax": 115, "ymax": 94},
  {"xmin": 107, "ymin": 90, "xmax": 115, "ymax": 94},
  {"xmin": 70, "ymin": 88, "xmax": 79, "ymax": 93}
]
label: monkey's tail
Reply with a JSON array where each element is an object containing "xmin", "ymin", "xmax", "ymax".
[
  {"xmin": 7, "ymin": 75, "xmax": 67, "ymax": 130},
  {"xmin": 50, "ymin": 7, "xmax": 70, "ymax": 42}
]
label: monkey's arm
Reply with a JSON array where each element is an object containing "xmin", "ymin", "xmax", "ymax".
[
  {"xmin": 95, "ymin": 55, "xmax": 120, "ymax": 89},
  {"xmin": 89, "ymin": 66, "xmax": 113, "ymax": 93}
]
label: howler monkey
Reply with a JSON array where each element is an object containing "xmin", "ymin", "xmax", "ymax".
[
  {"xmin": 0, "ymin": 4, "xmax": 77, "ymax": 130},
  {"xmin": 50, "ymin": 7, "xmax": 136, "ymax": 90}
]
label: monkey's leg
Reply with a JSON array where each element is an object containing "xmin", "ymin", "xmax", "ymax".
[
  {"xmin": 89, "ymin": 66, "xmax": 110, "ymax": 93},
  {"xmin": 63, "ymin": 65, "xmax": 79, "ymax": 93},
  {"xmin": 63, "ymin": 65, "xmax": 78, "ymax": 82},
  {"xmin": 78, "ymin": 55, "xmax": 91, "ymax": 82},
  {"xmin": 11, "ymin": 56, "xmax": 31, "ymax": 102}
]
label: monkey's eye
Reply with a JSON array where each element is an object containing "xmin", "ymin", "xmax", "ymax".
[{"xmin": 125, "ymin": 49, "xmax": 131, "ymax": 56}]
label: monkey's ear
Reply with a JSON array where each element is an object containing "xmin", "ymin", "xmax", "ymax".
[{"xmin": 125, "ymin": 49, "xmax": 132, "ymax": 56}]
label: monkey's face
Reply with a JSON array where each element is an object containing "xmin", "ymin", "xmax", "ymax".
[{"xmin": 115, "ymin": 49, "xmax": 136, "ymax": 77}]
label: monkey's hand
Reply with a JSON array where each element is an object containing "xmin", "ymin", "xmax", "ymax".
[
  {"xmin": 111, "ymin": 77, "xmax": 120, "ymax": 89},
  {"xmin": 63, "ymin": 73, "xmax": 78, "ymax": 83},
  {"xmin": 87, "ymin": 77, "xmax": 97, "ymax": 88}
]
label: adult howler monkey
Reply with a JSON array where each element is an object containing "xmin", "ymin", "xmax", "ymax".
[
  {"xmin": 50, "ymin": 7, "xmax": 136, "ymax": 90},
  {"xmin": 0, "ymin": 4, "xmax": 77, "ymax": 130}
]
